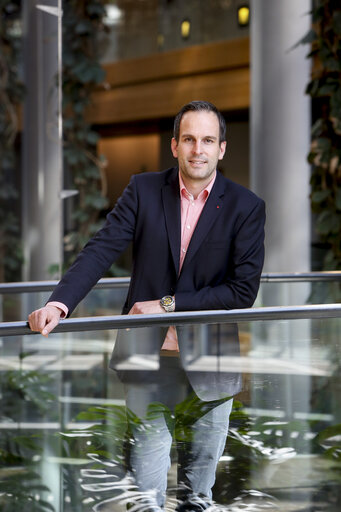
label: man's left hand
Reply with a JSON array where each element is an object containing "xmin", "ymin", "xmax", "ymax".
[{"xmin": 128, "ymin": 300, "xmax": 164, "ymax": 315}]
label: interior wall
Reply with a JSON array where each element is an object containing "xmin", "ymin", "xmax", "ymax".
[
  {"xmin": 98, "ymin": 133, "xmax": 160, "ymax": 208},
  {"xmin": 221, "ymin": 120, "xmax": 250, "ymax": 188}
]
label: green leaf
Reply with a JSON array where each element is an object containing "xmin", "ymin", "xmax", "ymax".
[
  {"xmin": 311, "ymin": 189, "xmax": 331, "ymax": 203},
  {"xmin": 75, "ymin": 21, "xmax": 91, "ymax": 35},
  {"xmin": 298, "ymin": 28, "xmax": 317, "ymax": 45},
  {"xmin": 316, "ymin": 423, "xmax": 341, "ymax": 444},
  {"xmin": 86, "ymin": 4, "xmax": 106, "ymax": 17},
  {"xmin": 84, "ymin": 194, "xmax": 107, "ymax": 209},
  {"xmin": 73, "ymin": 102, "xmax": 85, "ymax": 114},
  {"xmin": 323, "ymin": 249, "xmax": 339, "ymax": 270},
  {"xmin": 330, "ymin": 88, "xmax": 341, "ymax": 109},
  {"xmin": 331, "ymin": 117, "xmax": 341, "ymax": 135},
  {"xmin": 317, "ymin": 210, "xmax": 341, "ymax": 235},
  {"xmin": 316, "ymin": 137, "xmax": 332, "ymax": 151},
  {"xmin": 333, "ymin": 11, "xmax": 341, "ymax": 33},
  {"xmin": 19, "ymin": 350, "xmax": 39, "ymax": 360},
  {"xmin": 86, "ymin": 131, "xmax": 100, "ymax": 145},
  {"xmin": 72, "ymin": 210, "xmax": 90, "ymax": 223},
  {"xmin": 306, "ymin": 79, "xmax": 321, "ymax": 96},
  {"xmin": 311, "ymin": 118, "xmax": 325, "ymax": 137},
  {"xmin": 12, "ymin": 435, "xmax": 41, "ymax": 452},
  {"xmin": 319, "ymin": 82, "xmax": 338, "ymax": 96},
  {"xmin": 312, "ymin": 5, "xmax": 324, "ymax": 23},
  {"xmin": 335, "ymin": 188, "xmax": 341, "ymax": 210},
  {"xmin": 324, "ymin": 58, "xmax": 341, "ymax": 72},
  {"xmin": 83, "ymin": 165, "xmax": 100, "ymax": 179}
]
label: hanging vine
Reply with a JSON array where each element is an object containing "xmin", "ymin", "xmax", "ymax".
[
  {"xmin": 301, "ymin": 0, "xmax": 341, "ymax": 269},
  {"xmin": 61, "ymin": 0, "xmax": 110, "ymax": 268},
  {"xmin": 0, "ymin": 0, "xmax": 23, "ymax": 282}
]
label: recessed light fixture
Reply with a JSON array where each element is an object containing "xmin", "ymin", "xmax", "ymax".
[
  {"xmin": 181, "ymin": 18, "xmax": 191, "ymax": 39},
  {"xmin": 237, "ymin": 5, "xmax": 250, "ymax": 27}
]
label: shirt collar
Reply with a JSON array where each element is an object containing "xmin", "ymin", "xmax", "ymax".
[{"xmin": 179, "ymin": 170, "xmax": 217, "ymax": 201}]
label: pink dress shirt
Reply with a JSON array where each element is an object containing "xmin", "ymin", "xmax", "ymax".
[
  {"xmin": 48, "ymin": 171, "xmax": 217, "ymax": 352},
  {"xmin": 161, "ymin": 171, "xmax": 216, "ymax": 351}
]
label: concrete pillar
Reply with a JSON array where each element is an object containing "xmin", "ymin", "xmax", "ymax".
[
  {"xmin": 250, "ymin": 4, "xmax": 313, "ymax": 496},
  {"xmin": 251, "ymin": 0, "xmax": 311, "ymax": 274},
  {"xmin": 22, "ymin": 0, "xmax": 63, "ymax": 281}
]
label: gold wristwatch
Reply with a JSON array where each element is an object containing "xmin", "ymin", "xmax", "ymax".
[{"xmin": 160, "ymin": 295, "xmax": 175, "ymax": 312}]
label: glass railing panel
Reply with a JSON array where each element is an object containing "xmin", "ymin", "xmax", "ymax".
[
  {"xmin": 2, "ymin": 274, "xmax": 341, "ymax": 322},
  {"xmin": 1, "ymin": 314, "xmax": 340, "ymax": 511},
  {"xmin": 0, "ymin": 326, "xmax": 125, "ymax": 511},
  {"xmin": 257, "ymin": 280, "xmax": 341, "ymax": 307},
  {"xmin": 0, "ymin": 286, "xmax": 128, "ymax": 323}
]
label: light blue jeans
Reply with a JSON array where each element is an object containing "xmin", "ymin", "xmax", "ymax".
[{"xmin": 124, "ymin": 355, "xmax": 233, "ymax": 510}]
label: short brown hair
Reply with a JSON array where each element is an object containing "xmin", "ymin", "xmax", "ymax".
[{"xmin": 173, "ymin": 101, "xmax": 226, "ymax": 143}]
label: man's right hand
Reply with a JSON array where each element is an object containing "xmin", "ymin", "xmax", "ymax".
[{"xmin": 28, "ymin": 305, "xmax": 62, "ymax": 337}]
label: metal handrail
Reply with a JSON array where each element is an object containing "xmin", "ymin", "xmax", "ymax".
[
  {"xmin": 0, "ymin": 277, "xmax": 130, "ymax": 294},
  {"xmin": 1, "ymin": 272, "xmax": 341, "ymax": 294},
  {"xmin": 1, "ymin": 304, "xmax": 341, "ymax": 337},
  {"xmin": 260, "ymin": 271, "xmax": 341, "ymax": 282}
]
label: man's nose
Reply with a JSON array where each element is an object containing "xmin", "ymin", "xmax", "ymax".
[{"xmin": 192, "ymin": 140, "xmax": 202, "ymax": 154}]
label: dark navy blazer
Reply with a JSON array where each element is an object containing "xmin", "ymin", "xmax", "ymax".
[{"xmin": 48, "ymin": 167, "xmax": 265, "ymax": 399}]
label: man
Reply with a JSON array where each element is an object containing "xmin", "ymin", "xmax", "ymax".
[{"xmin": 28, "ymin": 101, "xmax": 265, "ymax": 510}]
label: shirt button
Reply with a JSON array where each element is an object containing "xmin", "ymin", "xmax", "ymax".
[
  {"xmin": 182, "ymin": 248, "xmax": 186, "ymax": 253},
  {"xmin": 186, "ymin": 225, "xmax": 191, "ymax": 229}
]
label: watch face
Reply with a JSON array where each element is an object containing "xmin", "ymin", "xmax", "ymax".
[{"xmin": 162, "ymin": 296, "xmax": 173, "ymax": 306}]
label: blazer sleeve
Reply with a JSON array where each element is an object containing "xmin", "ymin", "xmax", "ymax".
[
  {"xmin": 47, "ymin": 175, "xmax": 138, "ymax": 315},
  {"xmin": 174, "ymin": 198, "xmax": 266, "ymax": 311}
]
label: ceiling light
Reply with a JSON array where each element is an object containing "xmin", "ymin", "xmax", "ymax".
[
  {"xmin": 237, "ymin": 5, "xmax": 250, "ymax": 27},
  {"xmin": 181, "ymin": 19, "xmax": 191, "ymax": 39}
]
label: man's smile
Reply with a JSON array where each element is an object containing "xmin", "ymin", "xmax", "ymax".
[{"xmin": 189, "ymin": 159, "xmax": 207, "ymax": 164}]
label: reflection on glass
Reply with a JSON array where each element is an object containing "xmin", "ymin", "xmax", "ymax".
[
  {"xmin": 257, "ymin": 280, "xmax": 341, "ymax": 307},
  {"xmin": 0, "ymin": 316, "xmax": 340, "ymax": 511}
]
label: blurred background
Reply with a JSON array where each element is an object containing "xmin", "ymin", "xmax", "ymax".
[
  {"xmin": 1, "ymin": 3, "xmax": 341, "ymax": 512},
  {"xmin": 2, "ymin": 0, "xmax": 340, "ymax": 285}
]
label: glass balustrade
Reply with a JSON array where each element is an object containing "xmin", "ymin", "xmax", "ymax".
[
  {"xmin": 1, "ymin": 311, "xmax": 340, "ymax": 511},
  {"xmin": 1, "ymin": 274, "xmax": 340, "ymax": 323},
  {"xmin": 257, "ymin": 280, "xmax": 341, "ymax": 308},
  {"xmin": 0, "ymin": 286, "xmax": 128, "ymax": 323}
]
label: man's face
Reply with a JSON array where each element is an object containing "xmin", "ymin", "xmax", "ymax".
[{"xmin": 171, "ymin": 110, "xmax": 226, "ymax": 185}]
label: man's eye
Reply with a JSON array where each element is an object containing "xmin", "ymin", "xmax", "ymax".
[
  {"xmin": 184, "ymin": 137, "xmax": 193, "ymax": 142},
  {"xmin": 205, "ymin": 139, "xmax": 214, "ymax": 144}
]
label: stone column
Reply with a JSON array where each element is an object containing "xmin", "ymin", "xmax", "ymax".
[
  {"xmin": 251, "ymin": 0, "xmax": 311, "ymax": 274},
  {"xmin": 250, "ymin": 3, "xmax": 313, "ymax": 494},
  {"xmin": 22, "ymin": 0, "xmax": 63, "ymax": 281}
]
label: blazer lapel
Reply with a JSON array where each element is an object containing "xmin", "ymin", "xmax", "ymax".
[
  {"xmin": 181, "ymin": 172, "xmax": 226, "ymax": 270},
  {"xmin": 162, "ymin": 169, "xmax": 181, "ymax": 275}
]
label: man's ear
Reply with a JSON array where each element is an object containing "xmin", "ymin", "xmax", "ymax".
[
  {"xmin": 218, "ymin": 141, "xmax": 227, "ymax": 160},
  {"xmin": 171, "ymin": 137, "xmax": 178, "ymax": 158}
]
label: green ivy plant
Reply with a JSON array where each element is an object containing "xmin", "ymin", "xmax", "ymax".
[
  {"xmin": 0, "ymin": 0, "xmax": 24, "ymax": 282},
  {"xmin": 61, "ymin": 0, "xmax": 110, "ymax": 269},
  {"xmin": 301, "ymin": 0, "xmax": 341, "ymax": 269}
]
